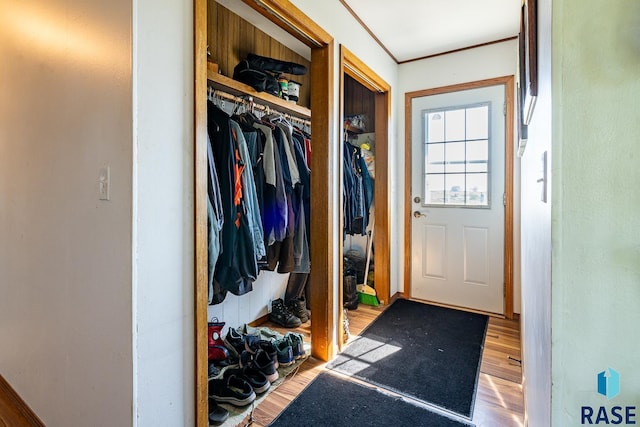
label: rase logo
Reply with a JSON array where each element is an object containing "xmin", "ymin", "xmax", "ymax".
[
  {"xmin": 581, "ymin": 368, "xmax": 636, "ymax": 425},
  {"xmin": 598, "ymin": 368, "xmax": 621, "ymax": 400}
]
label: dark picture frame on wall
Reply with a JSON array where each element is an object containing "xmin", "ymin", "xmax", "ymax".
[{"xmin": 519, "ymin": 0, "xmax": 537, "ymax": 127}]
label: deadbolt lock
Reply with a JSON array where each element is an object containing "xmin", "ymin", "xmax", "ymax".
[{"xmin": 413, "ymin": 196, "xmax": 421, "ymax": 203}]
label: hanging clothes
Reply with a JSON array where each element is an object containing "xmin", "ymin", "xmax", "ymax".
[
  {"xmin": 207, "ymin": 133, "xmax": 225, "ymax": 304},
  {"xmin": 230, "ymin": 119, "xmax": 266, "ymax": 260},
  {"xmin": 206, "ymin": 91, "xmax": 312, "ymax": 304},
  {"xmin": 208, "ymin": 101, "xmax": 257, "ymax": 299},
  {"xmin": 343, "ymin": 141, "xmax": 373, "ymax": 236}
]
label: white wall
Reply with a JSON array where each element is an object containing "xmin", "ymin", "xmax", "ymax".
[
  {"xmin": 397, "ymin": 40, "xmax": 521, "ymax": 313},
  {"xmin": 520, "ymin": 0, "xmax": 552, "ymax": 424},
  {"xmin": 0, "ymin": 0, "xmax": 134, "ymax": 425},
  {"xmin": 550, "ymin": 0, "xmax": 640, "ymax": 424},
  {"xmin": 132, "ymin": 0, "xmax": 195, "ymax": 425}
]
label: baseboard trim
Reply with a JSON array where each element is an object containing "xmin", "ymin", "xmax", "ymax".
[
  {"xmin": 249, "ymin": 314, "xmax": 270, "ymax": 327},
  {"xmin": 0, "ymin": 375, "xmax": 45, "ymax": 426}
]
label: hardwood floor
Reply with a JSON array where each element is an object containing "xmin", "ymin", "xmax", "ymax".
[{"xmin": 239, "ymin": 302, "xmax": 524, "ymax": 427}]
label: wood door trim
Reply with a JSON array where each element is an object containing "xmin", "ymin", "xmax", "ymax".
[
  {"xmin": 403, "ymin": 75, "xmax": 515, "ymax": 319},
  {"xmin": 342, "ymin": 46, "xmax": 390, "ymax": 93},
  {"xmin": 194, "ymin": 0, "xmax": 208, "ymax": 424},
  {"xmin": 195, "ymin": 2, "xmax": 334, "ymax": 425},
  {"xmin": 338, "ymin": 46, "xmax": 391, "ymax": 352},
  {"xmin": 242, "ymin": 0, "xmax": 332, "ymax": 47}
]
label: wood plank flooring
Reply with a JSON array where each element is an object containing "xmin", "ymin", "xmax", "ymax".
[{"xmin": 239, "ymin": 302, "xmax": 524, "ymax": 427}]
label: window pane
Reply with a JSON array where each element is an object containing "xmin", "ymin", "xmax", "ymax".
[
  {"xmin": 425, "ymin": 174, "xmax": 445, "ymax": 204},
  {"xmin": 466, "ymin": 139, "xmax": 488, "ymax": 172},
  {"xmin": 426, "ymin": 143, "xmax": 445, "ymax": 173},
  {"xmin": 466, "ymin": 106, "xmax": 489, "ymax": 139},
  {"xmin": 466, "ymin": 173, "xmax": 488, "ymax": 206},
  {"xmin": 427, "ymin": 112, "xmax": 444, "ymax": 142},
  {"xmin": 423, "ymin": 103, "xmax": 491, "ymax": 207},
  {"xmin": 445, "ymin": 141, "xmax": 465, "ymax": 173},
  {"xmin": 445, "ymin": 109, "xmax": 465, "ymax": 141},
  {"xmin": 446, "ymin": 173, "xmax": 466, "ymax": 204}
]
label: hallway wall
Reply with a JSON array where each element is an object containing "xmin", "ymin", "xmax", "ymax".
[
  {"xmin": 520, "ymin": 0, "xmax": 552, "ymax": 424},
  {"xmin": 132, "ymin": 0, "xmax": 195, "ymax": 425},
  {"xmin": 0, "ymin": 0, "xmax": 133, "ymax": 425},
  {"xmin": 550, "ymin": 0, "xmax": 640, "ymax": 423}
]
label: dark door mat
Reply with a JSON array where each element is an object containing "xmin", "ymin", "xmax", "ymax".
[
  {"xmin": 269, "ymin": 372, "xmax": 475, "ymax": 427},
  {"xmin": 327, "ymin": 299, "xmax": 488, "ymax": 419}
]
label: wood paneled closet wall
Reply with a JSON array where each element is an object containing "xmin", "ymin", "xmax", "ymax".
[{"xmin": 207, "ymin": 2, "xmax": 311, "ymax": 108}]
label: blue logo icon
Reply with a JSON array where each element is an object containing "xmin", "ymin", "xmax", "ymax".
[{"xmin": 597, "ymin": 368, "xmax": 620, "ymax": 400}]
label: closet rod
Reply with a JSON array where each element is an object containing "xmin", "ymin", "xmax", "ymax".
[{"xmin": 208, "ymin": 87, "xmax": 312, "ymax": 129}]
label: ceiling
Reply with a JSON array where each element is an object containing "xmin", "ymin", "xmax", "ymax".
[{"xmin": 342, "ymin": 0, "xmax": 522, "ymax": 63}]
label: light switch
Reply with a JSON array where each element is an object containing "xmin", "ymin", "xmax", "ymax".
[
  {"xmin": 537, "ymin": 151, "xmax": 547, "ymax": 203},
  {"xmin": 99, "ymin": 166, "xmax": 110, "ymax": 201}
]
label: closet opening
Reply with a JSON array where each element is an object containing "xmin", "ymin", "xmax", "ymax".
[
  {"xmin": 339, "ymin": 46, "xmax": 391, "ymax": 351},
  {"xmin": 194, "ymin": 1, "xmax": 334, "ymax": 425}
]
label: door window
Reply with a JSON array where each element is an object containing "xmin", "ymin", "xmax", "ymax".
[{"xmin": 423, "ymin": 104, "xmax": 490, "ymax": 207}]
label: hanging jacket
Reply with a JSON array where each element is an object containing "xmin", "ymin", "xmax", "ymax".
[
  {"xmin": 208, "ymin": 102, "xmax": 256, "ymax": 297},
  {"xmin": 230, "ymin": 119, "xmax": 266, "ymax": 259}
]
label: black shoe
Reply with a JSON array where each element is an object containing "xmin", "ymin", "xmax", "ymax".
[
  {"xmin": 287, "ymin": 297, "xmax": 310, "ymax": 323},
  {"xmin": 209, "ymin": 374, "xmax": 256, "ymax": 407},
  {"xmin": 208, "ymin": 361, "xmax": 221, "ymax": 379},
  {"xmin": 244, "ymin": 332, "xmax": 262, "ymax": 354},
  {"xmin": 258, "ymin": 340, "xmax": 279, "ymax": 370},
  {"xmin": 253, "ymin": 349, "xmax": 279, "ymax": 383},
  {"xmin": 223, "ymin": 327, "xmax": 245, "ymax": 358},
  {"xmin": 239, "ymin": 349, "xmax": 279, "ymax": 383},
  {"xmin": 208, "ymin": 397, "xmax": 229, "ymax": 425},
  {"xmin": 269, "ymin": 298, "xmax": 302, "ymax": 328},
  {"xmin": 223, "ymin": 365, "xmax": 271, "ymax": 394},
  {"xmin": 343, "ymin": 276, "xmax": 359, "ymax": 310}
]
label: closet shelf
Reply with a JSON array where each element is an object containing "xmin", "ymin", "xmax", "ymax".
[
  {"xmin": 207, "ymin": 62, "xmax": 311, "ymax": 120},
  {"xmin": 344, "ymin": 124, "xmax": 363, "ymax": 134}
]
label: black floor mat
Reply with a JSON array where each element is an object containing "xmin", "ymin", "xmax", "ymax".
[
  {"xmin": 269, "ymin": 372, "xmax": 475, "ymax": 427},
  {"xmin": 327, "ymin": 299, "xmax": 488, "ymax": 419}
]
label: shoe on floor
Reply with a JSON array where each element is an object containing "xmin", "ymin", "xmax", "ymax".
[
  {"xmin": 209, "ymin": 374, "xmax": 256, "ymax": 407},
  {"xmin": 252, "ymin": 348, "xmax": 279, "ymax": 383},
  {"xmin": 208, "ymin": 397, "xmax": 229, "ymax": 425},
  {"xmin": 223, "ymin": 327, "xmax": 245, "ymax": 358},
  {"xmin": 269, "ymin": 298, "xmax": 302, "ymax": 328},
  {"xmin": 286, "ymin": 297, "xmax": 310, "ymax": 323},
  {"xmin": 275, "ymin": 338, "xmax": 294, "ymax": 367},
  {"xmin": 244, "ymin": 332, "xmax": 262, "ymax": 354},
  {"xmin": 223, "ymin": 365, "xmax": 271, "ymax": 394},
  {"xmin": 258, "ymin": 339, "xmax": 279, "ymax": 370},
  {"xmin": 285, "ymin": 332, "xmax": 306, "ymax": 360}
]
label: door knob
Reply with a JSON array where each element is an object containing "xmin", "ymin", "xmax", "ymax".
[{"xmin": 413, "ymin": 211, "xmax": 426, "ymax": 218}]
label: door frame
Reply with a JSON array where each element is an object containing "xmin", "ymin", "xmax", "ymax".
[
  {"xmin": 338, "ymin": 45, "xmax": 391, "ymax": 351},
  {"xmin": 403, "ymin": 76, "xmax": 515, "ymax": 318},
  {"xmin": 194, "ymin": 1, "xmax": 334, "ymax": 425}
]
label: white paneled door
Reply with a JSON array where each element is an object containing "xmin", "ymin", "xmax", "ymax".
[{"xmin": 410, "ymin": 84, "xmax": 505, "ymax": 314}]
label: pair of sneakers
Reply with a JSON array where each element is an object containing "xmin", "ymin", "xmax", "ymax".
[{"xmin": 274, "ymin": 332, "xmax": 306, "ymax": 366}]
